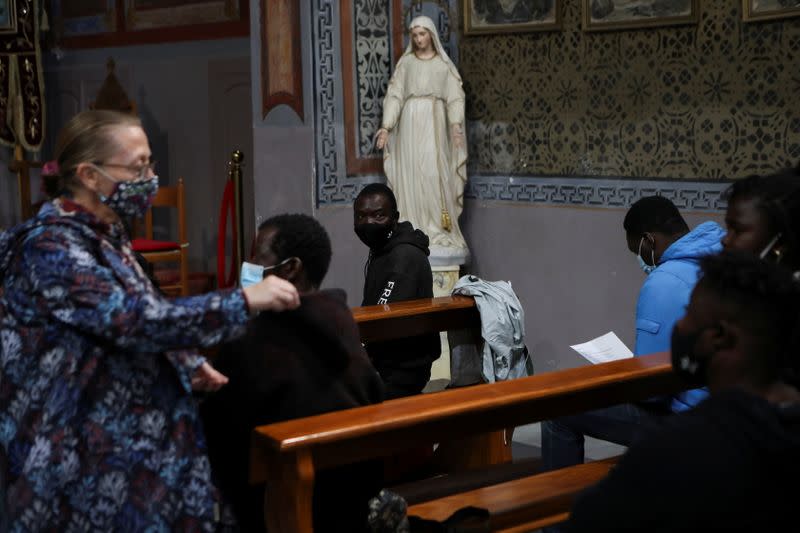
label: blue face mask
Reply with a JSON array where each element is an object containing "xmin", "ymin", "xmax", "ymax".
[
  {"xmin": 240, "ymin": 261, "xmax": 265, "ymax": 288},
  {"xmin": 239, "ymin": 258, "xmax": 294, "ymax": 288},
  {"xmin": 637, "ymin": 237, "xmax": 656, "ymax": 275}
]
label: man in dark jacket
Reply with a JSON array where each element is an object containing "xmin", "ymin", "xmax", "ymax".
[
  {"xmin": 354, "ymin": 183, "xmax": 441, "ymax": 399},
  {"xmin": 200, "ymin": 213, "xmax": 384, "ymax": 532},
  {"xmin": 567, "ymin": 252, "xmax": 800, "ymax": 532}
]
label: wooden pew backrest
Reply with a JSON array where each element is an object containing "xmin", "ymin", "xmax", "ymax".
[
  {"xmin": 251, "ymin": 351, "xmax": 684, "ymax": 482},
  {"xmin": 250, "ymin": 295, "xmax": 689, "ymax": 532},
  {"xmin": 352, "ymin": 295, "xmax": 480, "ymax": 342}
]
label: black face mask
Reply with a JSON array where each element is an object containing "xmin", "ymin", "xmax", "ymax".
[
  {"xmin": 355, "ymin": 223, "xmax": 393, "ymax": 249},
  {"xmin": 670, "ymin": 325, "xmax": 709, "ymax": 387}
]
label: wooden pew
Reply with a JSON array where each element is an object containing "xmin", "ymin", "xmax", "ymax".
[
  {"xmin": 250, "ymin": 296, "xmax": 688, "ymax": 532},
  {"xmin": 354, "ymin": 295, "xmax": 511, "ymax": 474},
  {"xmin": 352, "ymin": 294, "xmax": 480, "ymax": 343},
  {"xmin": 408, "ymin": 457, "xmax": 619, "ymax": 531}
]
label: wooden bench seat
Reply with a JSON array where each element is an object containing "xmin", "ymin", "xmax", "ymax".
[
  {"xmin": 408, "ymin": 457, "xmax": 619, "ymax": 531},
  {"xmin": 389, "ymin": 457, "xmax": 543, "ymax": 506},
  {"xmin": 251, "ymin": 354, "xmax": 686, "ymax": 530}
]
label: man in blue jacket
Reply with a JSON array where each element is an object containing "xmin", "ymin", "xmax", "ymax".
[{"xmin": 542, "ymin": 196, "xmax": 724, "ymax": 476}]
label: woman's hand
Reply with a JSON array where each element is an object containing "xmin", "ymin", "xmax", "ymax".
[
  {"xmin": 375, "ymin": 128, "xmax": 389, "ymax": 150},
  {"xmin": 191, "ymin": 362, "xmax": 229, "ymax": 391},
  {"xmin": 242, "ymin": 275, "xmax": 300, "ymax": 313}
]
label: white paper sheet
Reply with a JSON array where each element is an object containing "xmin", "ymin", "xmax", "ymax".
[{"xmin": 570, "ymin": 331, "xmax": 634, "ymax": 365}]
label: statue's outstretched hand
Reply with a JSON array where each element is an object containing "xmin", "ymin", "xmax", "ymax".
[
  {"xmin": 451, "ymin": 124, "xmax": 465, "ymax": 150},
  {"xmin": 375, "ymin": 128, "xmax": 389, "ymax": 150}
]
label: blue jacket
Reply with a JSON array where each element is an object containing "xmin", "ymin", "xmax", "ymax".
[{"xmin": 634, "ymin": 221, "xmax": 725, "ymax": 413}]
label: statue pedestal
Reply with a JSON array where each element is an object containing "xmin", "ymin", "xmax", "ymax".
[
  {"xmin": 429, "ymin": 245, "xmax": 469, "ymax": 268},
  {"xmin": 429, "ymin": 250, "xmax": 467, "ymax": 381}
]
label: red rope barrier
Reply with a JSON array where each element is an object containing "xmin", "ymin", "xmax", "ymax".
[{"xmin": 216, "ymin": 179, "xmax": 238, "ymax": 288}]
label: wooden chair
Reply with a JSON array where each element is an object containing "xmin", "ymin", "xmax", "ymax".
[
  {"xmin": 7, "ymin": 145, "xmax": 43, "ymax": 222},
  {"xmin": 131, "ymin": 177, "xmax": 189, "ymax": 297}
]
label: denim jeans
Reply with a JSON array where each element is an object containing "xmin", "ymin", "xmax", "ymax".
[
  {"xmin": 541, "ymin": 402, "xmax": 665, "ymax": 471},
  {"xmin": 540, "ymin": 403, "xmax": 666, "ymax": 533}
]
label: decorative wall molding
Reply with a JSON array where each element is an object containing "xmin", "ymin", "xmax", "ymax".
[
  {"xmin": 261, "ymin": 0, "xmax": 303, "ymax": 120},
  {"xmin": 340, "ymin": 0, "xmax": 400, "ymax": 175},
  {"xmin": 313, "ymin": 0, "xmax": 345, "ymax": 203},
  {"xmin": 316, "ymin": 172, "xmax": 729, "ymax": 212},
  {"xmin": 465, "ymin": 175, "xmax": 729, "ymax": 212}
]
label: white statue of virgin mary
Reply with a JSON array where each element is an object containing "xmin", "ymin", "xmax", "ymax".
[{"xmin": 375, "ymin": 15, "xmax": 469, "ymax": 262}]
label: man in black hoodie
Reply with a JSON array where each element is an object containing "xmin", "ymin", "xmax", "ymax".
[
  {"xmin": 354, "ymin": 183, "xmax": 441, "ymax": 399},
  {"xmin": 200, "ymin": 213, "xmax": 384, "ymax": 532}
]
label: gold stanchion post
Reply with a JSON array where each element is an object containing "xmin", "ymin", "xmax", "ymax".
[{"xmin": 228, "ymin": 150, "xmax": 245, "ymax": 273}]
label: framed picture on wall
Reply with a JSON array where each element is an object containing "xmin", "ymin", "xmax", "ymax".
[
  {"xmin": 54, "ymin": 0, "xmax": 248, "ymax": 47},
  {"xmin": 0, "ymin": 0, "xmax": 17, "ymax": 33},
  {"xmin": 464, "ymin": 0, "xmax": 562, "ymax": 35},
  {"xmin": 125, "ymin": 0, "xmax": 241, "ymax": 31},
  {"xmin": 51, "ymin": 0, "xmax": 117, "ymax": 37},
  {"xmin": 743, "ymin": 1, "xmax": 800, "ymax": 22},
  {"xmin": 582, "ymin": 0, "xmax": 698, "ymax": 32}
]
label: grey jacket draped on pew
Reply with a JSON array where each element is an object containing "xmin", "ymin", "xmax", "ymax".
[{"xmin": 449, "ymin": 275, "xmax": 533, "ymax": 385}]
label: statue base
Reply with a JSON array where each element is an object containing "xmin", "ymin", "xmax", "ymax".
[
  {"xmin": 429, "ymin": 245, "xmax": 469, "ymax": 268},
  {"xmin": 429, "ymin": 263, "xmax": 464, "ymax": 382}
]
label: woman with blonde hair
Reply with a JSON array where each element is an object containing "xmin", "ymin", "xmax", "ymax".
[{"xmin": 0, "ymin": 110, "xmax": 299, "ymax": 531}]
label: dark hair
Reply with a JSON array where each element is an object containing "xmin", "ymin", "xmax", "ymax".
[
  {"xmin": 723, "ymin": 166, "xmax": 800, "ymax": 269},
  {"xmin": 257, "ymin": 213, "xmax": 332, "ymax": 286},
  {"xmin": 698, "ymin": 251, "xmax": 800, "ymax": 388},
  {"xmin": 49, "ymin": 110, "xmax": 142, "ymax": 197},
  {"xmin": 623, "ymin": 195, "xmax": 689, "ymax": 236},
  {"xmin": 355, "ymin": 183, "xmax": 398, "ymax": 214}
]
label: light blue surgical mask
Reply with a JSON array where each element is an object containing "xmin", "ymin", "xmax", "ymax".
[
  {"xmin": 239, "ymin": 257, "xmax": 295, "ymax": 288},
  {"xmin": 240, "ymin": 261, "xmax": 265, "ymax": 288},
  {"xmin": 637, "ymin": 237, "xmax": 656, "ymax": 275}
]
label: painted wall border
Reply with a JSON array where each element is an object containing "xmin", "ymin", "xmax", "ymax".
[
  {"xmin": 317, "ymin": 172, "xmax": 730, "ymax": 212},
  {"xmin": 464, "ymin": 175, "xmax": 729, "ymax": 212}
]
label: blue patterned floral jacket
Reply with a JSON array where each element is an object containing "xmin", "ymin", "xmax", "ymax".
[{"xmin": 0, "ymin": 199, "xmax": 250, "ymax": 532}]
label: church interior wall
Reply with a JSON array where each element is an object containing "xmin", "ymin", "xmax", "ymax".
[
  {"xmin": 451, "ymin": 0, "xmax": 795, "ymax": 368},
  {"xmin": 461, "ymin": 200, "xmax": 722, "ymax": 370},
  {"xmin": 10, "ymin": 0, "xmax": 793, "ymax": 372},
  {"xmin": 39, "ymin": 37, "xmax": 251, "ymax": 273},
  {"xmin": 460, "ymin": 0, "xmax": 800, "ymax": 179},
  {"xmin": 250, "ymin": 0, "xmax": 316, "ymax": 228},
  {"xmin": 308, "ymin": 0, "xmax": 794, "ymax": 370}
]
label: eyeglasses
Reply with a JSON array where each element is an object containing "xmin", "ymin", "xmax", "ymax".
[{"xmin": 95, "ymin": 159, "xmax": 157, "ymax": 180}]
